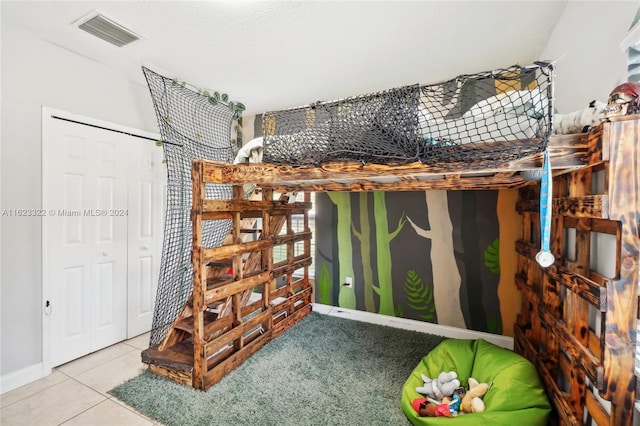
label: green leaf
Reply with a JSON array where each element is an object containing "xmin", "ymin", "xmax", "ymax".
[
  {"xmin": 228, "ymin": 102, "xmax": 235, "ymax": 111},
  {"xmin": 155, "ymin": 140, "xmax": 163, "ymax": 147},
  {"xmin": 236, "ymin": 103, "xmax": 246, "ymax": 112},
  {"xmin": 203, "ymin": 90, "xmax": 210, "ymax": 97},
  {"xmin": 395, "ymin": 303, "xmax": 405, "ymax": 318},
  {"xmin": 208, "ymin": 96, "xmax": 219, "ymax": 106},
  {"xmin": 402, "ymin": 269, "xmax": 437, "ymax": 323},
  {"xmin": 483, "ymin": 238, "xmax": 500, "ymax": 274},
  {"xmin": 214, "ymin": 92, "xmax": 220, "ymax": 101},
  {"xmin": 221, "ymin": 93, "xmax": 229, "ymax": 102}
]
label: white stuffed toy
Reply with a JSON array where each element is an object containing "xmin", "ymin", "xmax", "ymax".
[
  {"xmin": 416, "ymin": 371, "xmax": 460, "ymax": 401},
  {"xmin": 554, "ymin": 100, "xmax": 606, "ymax": 135}
]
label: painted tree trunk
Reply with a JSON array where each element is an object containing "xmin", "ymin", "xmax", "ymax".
[
  {"xmin": 327, "ymin": 192, "xmax": 356, "ymax": 309},
  {"xmin": 373, "ymin": 192, "xmax": 404, "ymax": 316},
  {"xmin": 407, "ymin": 191, "xmax": 466, "ymax": 328},
  {"xmin": 461, "ymin": 191, "xmax": 488, "ymax": 331},
  {"xmin": 352, "ymin": 192, "xmax": 376, "ymax": 312}
]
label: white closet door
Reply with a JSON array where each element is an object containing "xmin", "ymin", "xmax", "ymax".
[
  {"xmin": 46, "ymin": 118, "xmax": 128, "ymax": 366},
  {"xmin": 126, "ymin": 139, "xmax": 165, "ymax": 338}
]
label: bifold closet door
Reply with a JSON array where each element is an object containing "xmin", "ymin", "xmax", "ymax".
[
  {"xmin": 46, "ymin": 117, "xmax": 129, "ymax": 367},
  {"xmin": 44, "ymin": 115, "xmax": 165, "ymax": 367}
]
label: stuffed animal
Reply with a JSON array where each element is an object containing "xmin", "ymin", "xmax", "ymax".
[
  {"xmin": 412, "ymin": 387, "xmax": 465, "ymax": 417},
  {"xmin": 554, "ymin": 100, "xmax": 606, "ymax": 135},
  {"xmin": 416, "ymin": 371, "xmax": 460, "ymax": 401},
  {"xmin": 411, "ymin": 398, "xmax": 453, "ymax": 417},
  {"xmin": 460, "ymin": 377, "xmax": 490, "ymax": 413}
]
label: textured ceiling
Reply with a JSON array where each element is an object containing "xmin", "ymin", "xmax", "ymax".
[{"xmin": 2, "ymin": 1, "xmax": 568, "ymax": 115}]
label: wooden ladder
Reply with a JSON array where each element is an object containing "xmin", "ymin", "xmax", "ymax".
[{"xmin": 142, "ymin": 162, "xmax": 313, "ymax": 390}]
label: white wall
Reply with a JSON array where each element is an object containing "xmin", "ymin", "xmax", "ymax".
[
  {"xmin": 0, "ymin": 23, "xmax": 158, "ymax": 380},
  {"xmin": 541, "ymin": 1, "xmax": 639, "ymax": 112}
]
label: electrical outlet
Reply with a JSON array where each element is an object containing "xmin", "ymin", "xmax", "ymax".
[{"xmin": 345, "ymin": 276, "xmax": 353, "ymax": 288}]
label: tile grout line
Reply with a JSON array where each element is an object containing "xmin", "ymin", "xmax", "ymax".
[{"xmin": 56, "ymin": 397, "xmax": 108, "ymax": 426}]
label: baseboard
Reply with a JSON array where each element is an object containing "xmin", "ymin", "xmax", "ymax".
[
  {"xmin": 312, "ymin": 303, "xmax": 513, "ymax": 350},
  {"xmin": 0, "ymin": 363, "xmax": 50, "ymax": 395}
]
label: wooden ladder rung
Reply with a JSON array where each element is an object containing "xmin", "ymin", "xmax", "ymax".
[
  {"xmin": 206, "ymin": 275, "xmax": 233, "ymax": 290},
  {"xmin": 240, "ymin": 228, "xmax": 261, "ymax": 234},
  {"xmin": 206, "ymin": 301, "xmax": 225, "ymax": 311},
  {"xmin": 173, "ymin": 310, "xmax": 218, "ymax": 334},
  {"xmin": 207, "ymin": 260, "xmax": 233, "ymax": 268}
]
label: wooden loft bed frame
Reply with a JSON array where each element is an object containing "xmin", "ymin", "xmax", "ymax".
[{"xmin": 142, "ymin": 116, "xmax": 639, "ymax": 425}]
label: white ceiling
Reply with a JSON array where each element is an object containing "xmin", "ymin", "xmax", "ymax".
[{"xmin": 2, "ymin": 1, "xmax": 568, "ymax": 116}]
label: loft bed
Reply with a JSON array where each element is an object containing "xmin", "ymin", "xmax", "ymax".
[{"xmin": 140, "ymin": 66, "xmax": 639, "ymax": 426}]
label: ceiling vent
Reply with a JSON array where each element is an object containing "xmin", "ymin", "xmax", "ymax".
[{"xmin": 77, "ymin": 12, "xmax": 140, "ymax": 47}]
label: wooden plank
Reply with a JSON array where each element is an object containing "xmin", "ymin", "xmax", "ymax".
[
  {"xmin": 173, "ymin": 310, "xmax": 217, "ymax": 335},
  {"xmin": 205, "ymin": 271, "xmax": 271, "ymax": 303},
  {"xmin": 270, "ymin": 285, "xmax": 288, "ymax": 301},
  {"xmin": 198, "ymin": 134, "xmax": 587, "ymax": 187},
  {"xmin": 191, "ymin": 160, "xmax": 206, "ymax": 390},
  {"xmin": 203, "ymin": 240, "xmax": 271, "ymax": 263},
  {"xmin": 264, "ymin": 175, "xmax": 530, "ymax": 192},
  {"xmin": 203, "ymin": 330, "xmax": 273, "ymax": 390},
  {"xmin": 272, "ymin": 287, "xmax": 312, "ymax": 316},
  {"xmin": 204, "ymin": 308, "xmax": 273, "ymax": 358},
  {"xmin": 516, "ymin": 195, "xmax": 608, "ymax": 218},
  {"xmin": 514, "ymin": 324, "xmax": 538, "ymax": 364},
  {"xmin": 158, "ymin": 303, "xmax": 193, "ymax": 351},
  {"xmin": 515, "ymin": 273, "xmax": 539, "ymax": 307},
  {"xmin": 202, "ymin": 201, "xmax": 312, "ymax": 220},
  {"xmin": 547, "ymin": 261, "xmax": 604, "ymax": 310},
  {"xmin": 537, "ymin": 359, "xmax": 580, "ymax": 426},
  {"xmin": 272, "ymin": 303, "xmax": 312, "ymax": 337},
  {"xmin": 272, "ymin": 256, "xmax": 312, "ymax": 278},
  {"xmin": 142, "ymin": 341, "xmax": 194, "ymax": 372},
  {"xmin": 148, "ymin": 364, "xmax": 192, "ymax": 386},
  {"xmin": 203, "ymin": 198, "xmax": 290, "ymax": 212},
  {"xmin": 587, "ymin": 124, "xmax": 604, "ymax": 165},
  {"xmin": 240, "ymin": 298, "xmax": 265, "ymax": 319},
  {"xmin": 587, "ymin": 329, "xmax": 602, "ymax": 359},
  {"xmin": 541, "ymin": 307, "xmax": 603, "ymax": 389},
  {"xmin": 515, "ymin": 239, "xmax": 539, "ymax": 261},
  {"xmin": 585, "ymin": 390, "xmax": 611, "ymax": 426},
  {"xmin": 271, "ymin": 230, "xmax": 312, "ymax": 246},
  {"xmin": 201, "ymin": 315, "xmax": 233, "ymax": 341},
  {"xmin": 601, "ymin": 118, "xmax": 639, "ymax": 426}
]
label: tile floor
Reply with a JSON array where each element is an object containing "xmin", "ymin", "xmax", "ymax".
[{"xmin": 0, "ymin": 333, "xmax": 159, "ymax": 426}]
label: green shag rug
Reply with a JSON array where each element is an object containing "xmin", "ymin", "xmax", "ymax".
[{"xmin": 110, "ymin": 312, "xmax": 445, "ymax": 426}]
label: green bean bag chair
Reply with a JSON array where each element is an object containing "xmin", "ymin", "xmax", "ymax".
[{"xmin": 402, "ymin": 339, "xmax": 551, "ymax": 426}]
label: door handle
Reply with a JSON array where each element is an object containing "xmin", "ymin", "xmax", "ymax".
[
  {"xmin": 100, "ymin": 252, "xmax": 108, "ymax": 256},
  {"xmin": 141, "ymin": 246, "xmax": 149, "ymax": 251}
]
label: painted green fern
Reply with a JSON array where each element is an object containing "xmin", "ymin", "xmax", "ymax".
[
  {"xmin": 487, "ymin": 316, "xmax": 503, "ymax": 334},
  {"xmin": 395, "ymin": 303, "xmax": 405, "ymax": 318},
  {"xmin": 403, "ymin": 269, "xmax": 436, "ymax": 321},
  {"xmin": 317, "ymin": 262, "xmax": 332, "ymax": 305},
  {"xmin": 484, "ymin": 238, "xmax": 500, "ymax": 274}
]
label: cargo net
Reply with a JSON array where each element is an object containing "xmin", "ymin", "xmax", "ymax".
[
  {"xmin": 263, "ymin": 85, "xmax": 421, "ymax": 165},
  {"xmin": 262, "ymin": 62, "xmax": 553, "ymax": 168},
  {"xmin": 142, "ymin": 67, "xmax": 235, "ymax": 346}
]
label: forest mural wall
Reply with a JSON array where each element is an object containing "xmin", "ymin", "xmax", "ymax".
[{"xmin": 314, "ymin": 189, "xmax": 521, "ymax": 337}]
